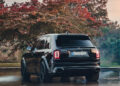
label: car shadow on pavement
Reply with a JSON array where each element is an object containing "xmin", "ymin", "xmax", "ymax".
[{"xmin": 21, "ymin": 76, "xmax": 99, "ymax": 86}]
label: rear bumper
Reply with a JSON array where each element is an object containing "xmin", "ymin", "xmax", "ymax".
[
  {"xmin": 53, "ymin": 65, "xmax": 100, "ymax": 72},
  {"xmin": 51, "ymin": 65, "xmax": 100, "ymax": 76},
  {"xmin": 50, "ymin": 61, "xmax": 100, "ymax": 76}
]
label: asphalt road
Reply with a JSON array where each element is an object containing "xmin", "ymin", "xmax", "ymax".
[{"xmin": 0, "ymin": 69, "xmax": 120, "ymax": 86}]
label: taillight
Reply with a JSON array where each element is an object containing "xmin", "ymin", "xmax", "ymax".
[
  {"xmin": 54, "ymin": 50, "xmax": 60, "ymax": 59},
  {"xmin": 91, "ymin": 49, "xmax": 100, "ymax": 59}
]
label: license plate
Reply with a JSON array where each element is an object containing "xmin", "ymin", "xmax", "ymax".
[{"xmin": 70, "ymin": 51, "xmax": 89, "ymax": 57}]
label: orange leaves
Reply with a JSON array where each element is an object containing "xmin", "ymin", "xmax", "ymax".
[
  {"xmin": 0, "ymin": 3, "xmax": 4, "ymax": 8},
  {"xmin": 78, "ymin": 7, "xmax": 95, "ymax": 22},
  {"xmin": 37, "ymin": 17, "xmax": 41, "ymax": 22},
  {"xmin": 72, "ymin": 4, "xmax": 95, "ymax": 22},
  {"xmin": 0, "ymin": 0, "xmax": 96, "ymax": 23},
  {"xmin": 0, "ymin": 10, "xmax": 3, "ymax": 15},
  {"xmin": 65, "ymin": 0, "xmax": 90, "ymax": 4},
  {"xmin": 0, "ymin": 7, "xmax": 8, "ymax": 16},
  {"xmin": 0, "ymin": 0, "xmax": 108, "ymax": 40},
  {"xmin": 0, "ymin": 19, "xmax": 4, "ymax": 26},
  {"xmin": 31, "ymin": 11, "xmax": 37, "ymax": 16},
  {"xmin": 50, "ymin": 9, "xmax": 58, "ymax": 14},
  {"xmin": 31, "ymin": 0, "xmax": 39, "ymax": 5},
  {"xmin": 68, "ymin": 0, "xmax": 90, "ymax": 5},
  {"xmin": 43, "ymin": 0, "xmax": 95, "ymax": 22}
]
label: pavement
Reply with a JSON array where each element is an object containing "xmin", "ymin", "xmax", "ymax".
[{"xmin": 0, "ymin": 68, "xmax": 120, "ymax": 86}]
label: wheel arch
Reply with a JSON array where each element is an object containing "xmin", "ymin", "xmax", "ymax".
[
  {"xmin": 41, "ymin": 55, "xmax": 50, "ymax": 72},
  {"xmin": 21, "ymin": 57, "xmax": 27, "ymax": 68}
]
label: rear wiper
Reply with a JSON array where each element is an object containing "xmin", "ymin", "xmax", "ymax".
[
  {"xmin": 59, "ymin": 46, "xmax": 95, "ymax": 48},
  {"xmin": 59, "ymin": 46, "xmax": 78, "ymax": 48},
  {"xmin": 78, "ymin": 47, "xmax": 95, "ymax": 48}
]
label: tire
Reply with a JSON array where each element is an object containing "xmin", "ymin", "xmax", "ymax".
[
  {"xmin": 21, "ymin": 59, "xmax": 30, "ymax": 82},
  {"xmin": 38, "ymin": 61, "xmax": 52, "ymax": 83},
  {"xmin": 86, "ymin": 72, "xmax": 99, "ymax": 82}
]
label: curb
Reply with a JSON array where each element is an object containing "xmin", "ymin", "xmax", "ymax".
[{"xmin": 0, "ymin": 67, "xmax": 21, "ymax": 70}]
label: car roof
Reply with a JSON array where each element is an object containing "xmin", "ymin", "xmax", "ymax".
[
  {"xmin": 41, "ymin": 33, "xmax": 88, "ymax": 37},
  {"xmin": 37, "ymin": 33, "xmax": 89, "ymax": 40}
]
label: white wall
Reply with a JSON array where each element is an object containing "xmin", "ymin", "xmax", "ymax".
[{"xmin": 107, "ymin": 0, "xmax": 120, "ymax": 23}]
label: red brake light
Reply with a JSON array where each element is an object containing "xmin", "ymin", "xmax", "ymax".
[
  {"xmin": 54, "ymin": 50, "xmax": 60, "ymax": 59},
  {"xmin": 91, "ymin": 49, "xmax": 100, "ymax": 59}
]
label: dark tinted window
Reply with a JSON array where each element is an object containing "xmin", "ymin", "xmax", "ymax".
[
  {"xmin": 56, "ymin": 35, "xmax": 94, "ymax": 47},
  {"xmin": 44, "ymin": 37, "xmax": 50, "ymax": 49},
  {"xmin": 36, "ymin": 40, "xmax": 45, "ymax": 49},
  {"xmin": 36, "ymin": 37, "xmax": 50, "ymax": 49}
]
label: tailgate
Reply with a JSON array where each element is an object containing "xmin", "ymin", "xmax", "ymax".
[{"xmin": 59, "ymin": 48, "xmax": 97, "ymax": 62}]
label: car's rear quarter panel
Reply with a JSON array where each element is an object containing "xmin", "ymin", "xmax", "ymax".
[{"xmin": 23, "ymin": 53, "xmax": 43, "ymax": 74}]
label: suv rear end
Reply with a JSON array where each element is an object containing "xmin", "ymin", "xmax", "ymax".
[
  {"xmin": 21, "ymin": 34, "xmax": 100, "ymax": 82},
  {"xmin": 52, "ymin": 34, "xmax": 100, "ymax": 81}
]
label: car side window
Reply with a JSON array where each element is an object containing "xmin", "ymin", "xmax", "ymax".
[
  {"xmin": 36, "ymin": 39, "xmax": 45, "ymax": 49},
  {"xmin": 36, "ymin": 36, "xmax": 50, "ymax": 49},
  {"xmin": 44, "ymin": 37, "xmax": 50, "ymax": 49}
]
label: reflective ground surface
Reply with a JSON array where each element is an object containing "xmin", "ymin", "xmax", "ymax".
[{"xmin": 0, "ymin": 69, "xmax": 120, "ymax": 86}]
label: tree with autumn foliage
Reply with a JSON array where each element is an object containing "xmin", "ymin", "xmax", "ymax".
[
  {"xmin": 0, "ymin": 0, "xmax": 108, "ymax": 38},
  {"xmin": 0, "ymin": 0, "xmax": 108, "ymax": 62}
]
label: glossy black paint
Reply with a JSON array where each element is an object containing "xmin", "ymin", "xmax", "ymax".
[{"xmin": 22, "ymin": 34, "xmax": 100, "ymax": 78}]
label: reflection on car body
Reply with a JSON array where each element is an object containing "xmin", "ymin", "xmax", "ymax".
[{"xmin": 21, "ymin": 33, "xmax": 100, "ymax": 83}]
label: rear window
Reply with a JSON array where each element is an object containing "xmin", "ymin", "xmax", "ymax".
[{"xmin": 56, "ymin": 35, "xmax": 94, "ymax": 47}]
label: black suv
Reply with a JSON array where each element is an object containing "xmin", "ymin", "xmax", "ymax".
[{"xmin": 21, "ymin": 34, "xmax": 100, "ymax": 82}]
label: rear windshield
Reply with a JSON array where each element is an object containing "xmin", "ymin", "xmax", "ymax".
[{"xmin": 56, "ymin": 35, "xmax": 94, "ymax": 48}]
